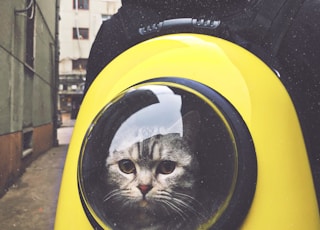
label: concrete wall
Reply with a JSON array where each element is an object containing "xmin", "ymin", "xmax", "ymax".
[{"xmin": 0, "ymin": 0, "xmax": 58, "ymax": 195}]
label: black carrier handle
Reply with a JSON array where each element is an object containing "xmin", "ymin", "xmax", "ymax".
[{"xmin": 139, "ymin": 18, "xmax": 221, "ymax": 35}]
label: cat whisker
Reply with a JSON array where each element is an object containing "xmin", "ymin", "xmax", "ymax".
[
  {"xmin": 159, "ymin": 200, "xmax": 188, "ymax": 221},
  {"xmin": 173, "ymin": 191, "xmax": 207, "ymax": 209},
  {"xmin": 103, "ymin": 189, "xmax": 120, "ymax": 202},
  {"xmin": 155, "ymin": 190, "xmax": 201, "ymax": 214},
  {"xmin": 103, "ymin": 188, "xmax": 132, "ymax": 202},
  {"xmin": 172, "ymin": 191, "xmax": 198, "ymax": 201},
  {"xmin": 172, "ymin": 197, "xmax": 207, "ymax": 221},
  {"xmin": 170, "ymin": 192, "xmax": 208, "ymax": 218},
  {"xmin": 155, "ymin": 190, "xmax": 172, "ymax": 199}
]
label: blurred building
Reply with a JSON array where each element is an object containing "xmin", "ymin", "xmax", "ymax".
[
  {"xmin": 0, "ymin": 0, "xmax": 59, "ymax": 195},
  {"xmin": 58, "ymin": 0, "xmax": 121, "ymax": 119}
]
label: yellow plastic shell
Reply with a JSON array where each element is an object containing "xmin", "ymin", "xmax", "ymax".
[{"xmin": 55, "ymin": 34, "xmax": 320, "ymax": 229}]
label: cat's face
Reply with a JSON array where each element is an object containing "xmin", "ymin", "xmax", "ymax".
[
  {"xmin": 105, "ymin": 133, "xmax": 198, "ymax": 206},
  {"xmin": 103, "ymin": 112, "xmax": 206, "ymax": 229}
]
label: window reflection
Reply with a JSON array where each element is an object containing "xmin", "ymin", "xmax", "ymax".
[{"xmin": 79, "ymin": 82, "xmax": 254, "ymax": 229}]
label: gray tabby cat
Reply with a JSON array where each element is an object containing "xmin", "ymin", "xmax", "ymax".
[{"xmin": 103, "ymin": 111, "xmax": 209, "ymax": 230}]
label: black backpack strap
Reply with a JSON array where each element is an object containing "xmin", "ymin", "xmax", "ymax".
[{"xmin": 249, "ymin": 0, "xmax": 306, "ymax": 55}]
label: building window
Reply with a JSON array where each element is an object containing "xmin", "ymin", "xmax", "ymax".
[
  {"xmin": 26, "ymin": 0, "xmax": 35, "ymax": 68},
  {"xmin": 73, "ymin": 0, "xmax": 89, "ymax": 10},
  {"xmin": 72, "ymin": 58, "xmax": 88, "ymax": 70},
  {"xmin": 73, "ymin": 28, "xmax": 89, "ymax": 39}
]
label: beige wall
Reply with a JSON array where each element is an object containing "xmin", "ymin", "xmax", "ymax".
[{"xmin": 59, "ymin": 0, "xmax": 121, "ymax": 74}]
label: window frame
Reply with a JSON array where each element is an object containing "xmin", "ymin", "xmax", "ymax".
[
  {"xmin": 73, "ymin": 0, "xmax": 89, "ymax": 10},
  {"xmin": 73, "ymin": 28, "xmax": 89, "ymax": 40},
  {"xmin": 26, "ymin": 0, "xmax": 35, "ymax": 68},
  {"xmin": 72, "ymin": 58, "xmax": 88, "ymax": 70}
]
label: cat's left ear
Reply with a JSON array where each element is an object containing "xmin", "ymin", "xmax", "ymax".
[{"xmin": 182, "ymin": 111, "xmax": 201, "ymax": 146}]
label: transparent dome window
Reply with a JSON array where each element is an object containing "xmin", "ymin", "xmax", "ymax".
[{"xmin": 78, "ymin": 81, "xmax": 256, "ymax": 230}]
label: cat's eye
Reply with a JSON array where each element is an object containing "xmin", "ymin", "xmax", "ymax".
[
  {"xmin": 118, "ymin": 159, "xmax": 136, "ymax": 174},
  {"xmin": 157, "ymin": 160, "xmax": 176, "ymax": 174}
]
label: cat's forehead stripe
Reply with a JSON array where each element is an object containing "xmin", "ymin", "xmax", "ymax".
[
  {"xmin": 152, "ymin": 141, "xmax": 161, "ymax": 160},
  {"xmin": 130, "ymin": 143, "xmax": 140, "ymax": 160},
  {"xmin": 117, "ymin": 138, "xmax": 161, "ymax": 162},
  {"xmin": 149, "ymin": 140, "xmax": 157, "ymax": 159},
  {"xmin": 141, "ymin": 140, "xmax": 149, "ymax": 158}
]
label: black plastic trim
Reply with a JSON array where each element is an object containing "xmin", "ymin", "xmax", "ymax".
[
  {"xmin": 139, "ymin": 18, "xmax": 221, "ymax": 36},
  {"xmin": 79, "ymin": 77, "xmax": 257, "ymax": 230}
]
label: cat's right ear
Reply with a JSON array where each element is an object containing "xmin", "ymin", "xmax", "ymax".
[{"xmin": 182, "ymin": 111, "xmax": 201, "ymax": 147}]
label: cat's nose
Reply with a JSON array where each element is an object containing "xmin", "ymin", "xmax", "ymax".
[{"xmin": 138, "ymin": 184, "xmax": 152, "ymax": 195}]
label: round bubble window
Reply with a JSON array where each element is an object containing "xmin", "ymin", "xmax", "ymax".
[{"xmin": 78, "ymin": 78, "xmax": 257, "ymax": 230}]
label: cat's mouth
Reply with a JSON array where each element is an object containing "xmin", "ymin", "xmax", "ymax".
[{"xmin": 139, "ymin": 200, "xmax": 148, "ymax": 207}]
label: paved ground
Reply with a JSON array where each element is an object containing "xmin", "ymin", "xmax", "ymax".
[{"xmin": 0, "ymin": 118, "xmax": 74, "ymax": 230}]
